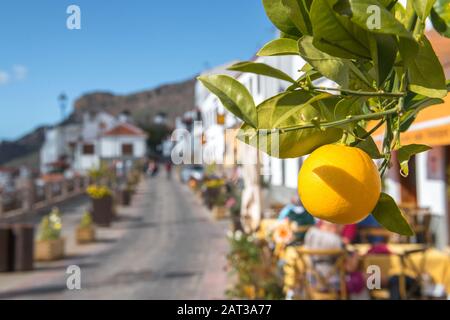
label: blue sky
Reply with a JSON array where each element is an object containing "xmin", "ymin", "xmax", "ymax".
[{"xmin": 0, "ymin": 0, "xmax": 275, "ymax": 140}]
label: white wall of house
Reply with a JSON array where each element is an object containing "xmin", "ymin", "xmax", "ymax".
[
  {"xmin": 82, "ymin": 112, "xmax": 117, "ymax": 141},
  {"xmin": 416, "ymin": 149, "xmax": 448, "ymax": 248},
  {"xmin": 99, "ymin": 136, "xmax": 147, "ymax": 159}
]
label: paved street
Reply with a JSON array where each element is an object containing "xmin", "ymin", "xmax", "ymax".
[{"xmin": 0, "ymin": 175, "xmax": 229, "ymax": 300}]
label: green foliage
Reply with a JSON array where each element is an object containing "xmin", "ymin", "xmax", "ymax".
[
  {"xmin": 38, "ymin": 207, "xmax": 63, "ymax": 241},
  {"xmin": 372, "ymin": 193, "xmax": 414, "ymax": 236},
  {"xmin": 431, "ymin": 0, "xmax": 450, "ymax": 37},
  {"xmin": 199, "ymin": 0, "xmax": 450, "ymax": 235},
  {"xmin": 226, "ymin": 231, "xmax": 284, "ymax": 300},
  {"xmin": 79, "ymin": 211, "xmax": 93, "ymax": 228},
  {"xmin": 397, "ymin": 144, "xmax": 432, "ymax": 177}
]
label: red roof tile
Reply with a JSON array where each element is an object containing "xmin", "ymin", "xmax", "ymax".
[{"xmin": 103, "ymin": 123, "xmax": 147, "ymax": 137}]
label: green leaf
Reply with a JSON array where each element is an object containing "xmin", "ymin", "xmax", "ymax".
[
  {"xmin": 198, "ymin": 75, "xmax": 257, "ymax": 128},
  {"xmin": 262, "ymin": 0, "xmax": 301, "ymax": 36},
  {"xmin": 298, "ymin": 36, "xmax": 371, "ymax": 88},
  {"xmin": 334, "ymin": 0, "xmax": 414, "ymax": 38},
  {"xmin": 310, "ymin": 0, "xmax": 371, "ymax": 59},
  {"xmin": 273, "ymin": 92, "xmax": 332, "ymax": 127},
  {"xmin": 244, "ymin": 91, "xmax": 343, "ymax": 158},
  {"xmin": 372, "ymin": 193, "xmax": 414, "ymax": 236},
  {"xmin": 228, "ymin": 61, "xmax": 296, "ymax": 84},
  {"xmin": 400, "ymin": 96, "xmax": 444, "ymax": 132},
  {"xmin": 431, "ymin": 8, "xmax": 449, "ymax": 36},
  {"xmin": 413, "ymin": 0, "xmax": 437, "ymax": 20},
  {"xmin": 257, "ymin": 38, "xmax": 300, "ymax": 56},
  {"xmin": 431, "ymin": 0, "xmax": 450, "ymax": 38},
  {"xmin": 354, "ymin": 125, "xmax": 383, "ymax": 159},
  {"xmin": 369, "ymin": 34, "xmax": 397, "ymax": 87},
  {"xmin": 282, "ymin": 0, "xmax": 313, "ymax": 35},
  {"xmin": 333, "ymin": 97, "xmax": 366, "ymax": 129},
  {"xmin": 399, "ymin": 36, "xmax": 447, "ymax": 98},
  {"xmin": 397, "ymin": 144, "xmax": 431, "ymax": 177}
]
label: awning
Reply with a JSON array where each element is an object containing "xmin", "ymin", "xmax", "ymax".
[{"xmin": 373, "ymin": 95, "xmax": 450, "ymax": 147}]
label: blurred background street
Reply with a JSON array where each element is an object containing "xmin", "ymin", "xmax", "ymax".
[{"xmin": 0, "ymin": 175, "xmax": 228, "ymax": 299}]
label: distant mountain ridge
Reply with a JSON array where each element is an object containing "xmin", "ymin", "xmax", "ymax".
[{"xmin": 0, "ymin": 77, "xmax": 197, "ymax": 168}]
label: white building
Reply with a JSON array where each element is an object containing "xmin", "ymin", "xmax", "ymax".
[
  {"xmin": 197, "ymin": 54, "xmax": 322, "ymax": 204},
  {"xmin": 40, "ymin": 111, "xmax": 147, "ymax": 175}
]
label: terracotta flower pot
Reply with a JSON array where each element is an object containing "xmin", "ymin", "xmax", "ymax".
[
  {"xmin": 76, "ymin": 226, "xmax": 96, "ymax": 244},
  {"xmin": 212, "ymin": 206, "xmax": 228, "ymax": 220},
  {"xmin": 91, "ymin": 196, "xmax": 114, "ymax": 227},
  {"xmin": 35, "ymin": 238, "xmax": 65, "ymax": 261}
]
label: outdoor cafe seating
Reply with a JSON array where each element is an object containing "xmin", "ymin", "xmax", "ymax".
[{"xmin": 258, "ymin": 202, "xmax": 450, "ymax": 300}]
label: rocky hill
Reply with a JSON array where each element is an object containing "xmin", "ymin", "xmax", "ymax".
[
  {"xmin": 0, "ymin": 77, "xmax": 196, "ymax": 168},
  {"xmin": 70, "ymin": 78, "xmax": 196, "ymax": 127}
]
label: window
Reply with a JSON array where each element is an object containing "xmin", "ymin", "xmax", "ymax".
[
  {"xmin": 82, "ymin": 144, "xmax": 95, "ymax": 155},
  {"xmin": 122, "ymin": 143, "xmax": 134, "ymax": 156}
]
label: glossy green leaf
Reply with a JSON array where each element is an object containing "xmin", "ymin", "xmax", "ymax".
[
  {"xmin": 431, "ymin": 0, "xmax": 450, "ymax": 38},
  {"xmin": 228, "ymin": 61, "xmax": 296, "ymax": 84},
  {"xmin": 262, "ymin": 0, "xmax": 301, "ymax": 36},
  {"xmin": 282, "ymin": 0, "xmax": 313, "ymax": 35},
  {"xmin": 400, "ymin": 96, "xmax": 444, "ymax": 132},
  {"xmin": 298, "ymin": 36, "xmax": 371, "ymax": 88},
  {"xmin": 372, "ymin": 193, "xmax": 414, "ymax": 236},
  {"xmin": 431, "ymin": 8, "xmax": 449, "ymax": 36},
  {"xmin": 399, "ymin": 36, "xmax": 447, "ymax": 98},
  {"xmin": 273, "ymin": 92, "xmax": 332, "ymax": 127},
  {"xmin": 413, "ymin": 0, "xmax": 437, "ymax": 20},
  {"xmin": 242, "ymin": 91, "xmax": 343, "ymax": 158},
  {"xmin": 257, "ymin": 38, "xmax": 300, "ymax": 56},
  {"xmin": 397, "ymin": 144, "xmax": 431, "ymax": 177},
  {"xmin": 198, "ymin": 75, "xmax": 257, "ymax": 128},
  {"xmin": 354, "ymin": 125, "xmax": 383, "ymax": 159},
  {"xmin": 369, "ymin": 34, "xmax": 397, "ymax": 87},
  {"xmin": 333, "ymin": 97, "xmax": 366, "ymax": 130},
  {"xmin": 334, "ymin": 0, "xmax": 414, "ymax": 39},
  {"xmin": 310, "ymin": 0, "xmax": 371, "ymax": 59}
]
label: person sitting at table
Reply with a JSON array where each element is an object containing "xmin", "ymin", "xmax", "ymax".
[
  {"xmin": 278, "ymin": 196, "xmax": 315, "ymax": 242},
  {"xmin": 305, "ymin": 222, "xmax": 368, "ymax": 299},
  {"xmin": 304, "ymin": 221, "xmax": 344, "ymax": 292}
]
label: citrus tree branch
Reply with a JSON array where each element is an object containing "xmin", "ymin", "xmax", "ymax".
[
  {"xmin": 273, "ymin": 107, "xmax": 399, "ymax": 134},
  {"xmin": 311, "ymin": 86, "xmax": 406, "ymax": 98}
]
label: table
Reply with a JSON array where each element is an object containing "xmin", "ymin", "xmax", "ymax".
[{"xmin": 282, "ymin": 244, "xmax": 450, "ymax": 297}]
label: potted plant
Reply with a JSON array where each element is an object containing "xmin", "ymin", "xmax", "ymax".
[
  {"xmin": 76, "ymin": 211, "xmax": 96, "ymax": 244},
  {"xmin": 35, "ymin": 207, "xmax": 65, "ymax": 261},
  {"xmin": 212, "ymin": 192, "xmax": 228, "ymax": 220},
  {"xmin": 86, "ymin": 185, "xmax": 114, "ymax": 227}
]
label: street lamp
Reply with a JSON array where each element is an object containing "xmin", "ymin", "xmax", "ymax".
[{"xmin": 58, "ymin": 92, "xmax": 68, "ymax": 120}]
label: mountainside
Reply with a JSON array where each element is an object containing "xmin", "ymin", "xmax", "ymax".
[
  {"xmin": 70, "ymin": 78, "xmax": 197, "ymax": 127},
  {"xmin": 0, "ymin": 77, "xmax": 197, "ymax": 167}
]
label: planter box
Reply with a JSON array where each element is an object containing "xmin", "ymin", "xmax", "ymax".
[
  {"xmin": 76, "ymin": 226, "xmax": 96, "ymax": 244},
  {"xmin": 0, "ymin": 224, "xmax": 34, "ymax": 272},
  {"xmin": 91, "ymin": 196, "xmax": 113, "ymax": 227},
  {"xmin": 35, "ymin": 238, "xmax": 65, "ymax": 262},
  {"xmin": 212, "ymin": 206, "xmax": 228, "ymax": 220},
  {"xmin": 0, "ymin": 225, "xmax": 14, "ymax": 272},
  {"xmin": 118, "ymin": 189, "xmax": 131, "ymax": 206},
  {"xmin": 12, "ymin": 224, "xmax": 34, "ymax": 271}
]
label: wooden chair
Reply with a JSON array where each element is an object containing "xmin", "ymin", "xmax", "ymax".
[
  {"xmin": 295, "ymin": 248, "xmax": 347, "ymax": 300},
  {"xmin": 409, "ymin": 212, "xmax": 433, "ymax": 245},
  {"xmin": 362, "ymin": 254, "xmax": 393, "ymax": 299},
  {"xmin": 398, "ymin": 247, "xmax": 429, "ymax": 299}
]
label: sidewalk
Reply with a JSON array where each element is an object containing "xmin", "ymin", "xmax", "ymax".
[{"xmin": 0, "ymin": 176, "xmax": 229, "ymax": 299}]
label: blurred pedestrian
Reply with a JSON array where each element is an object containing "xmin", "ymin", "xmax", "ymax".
[{"xmin": 165, "ymin": 161, "xmax": 172, "ymax": 180}]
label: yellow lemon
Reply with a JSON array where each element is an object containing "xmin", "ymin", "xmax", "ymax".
[{"xmin": 298, "ymin": 144, "xmax": 381, "ymax": 224}]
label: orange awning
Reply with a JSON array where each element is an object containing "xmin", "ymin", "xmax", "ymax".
[{"xmin": 373, "ymin": 95, "xmax": 450, "ymax": 147}]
